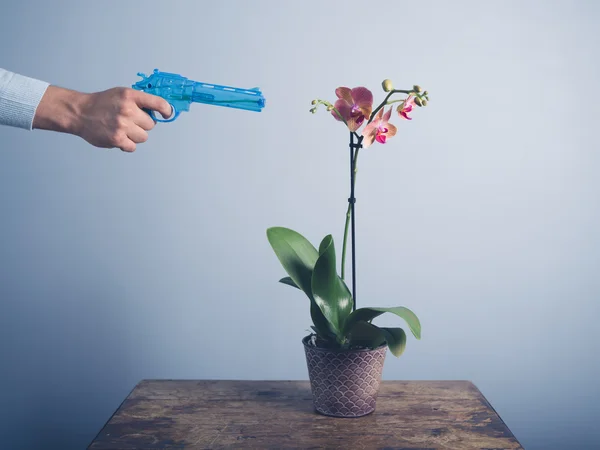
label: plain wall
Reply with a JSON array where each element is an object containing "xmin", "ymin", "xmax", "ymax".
[{"xmin": 1, "ymin": 1, "xmax": 599, "ymax": 448}]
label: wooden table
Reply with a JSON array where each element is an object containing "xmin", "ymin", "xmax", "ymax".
[{"xmin": 88, "ymin": 380, "xmax": 523, "ymax": 449}]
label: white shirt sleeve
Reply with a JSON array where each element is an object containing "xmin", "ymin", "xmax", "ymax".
[{"xmin": 0, "ymin": 68, "xmax": 50, "ymax": 130}]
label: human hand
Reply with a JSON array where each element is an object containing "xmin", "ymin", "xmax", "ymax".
[{"xmin": 33, "ymin": 85, "xmax": 173, "ymax": 152}]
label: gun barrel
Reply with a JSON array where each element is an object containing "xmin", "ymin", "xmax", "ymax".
[{"xmin": 191, "ymin": 82, "xmax": 265, "ymax": 112}]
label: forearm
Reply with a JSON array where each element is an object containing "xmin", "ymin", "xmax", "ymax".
[
  {"xmin": 32, "ymin": 85, "xmax": 88, "ymax": 135},
  {"xmin": 0, "ymin": 68, "xmax": 50, "ymax": 130}
]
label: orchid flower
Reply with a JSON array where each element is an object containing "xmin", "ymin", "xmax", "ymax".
[
  {"xmin": 397, "ymin": 95, "xmax": 416, "ymax": 120},
  {"xmin": 331, "ymin": 87, "xmax": 373, "ymax": 132},
  {"xmin": 362, "ymin": 108, "xmax": 397, "ymax": 148}
]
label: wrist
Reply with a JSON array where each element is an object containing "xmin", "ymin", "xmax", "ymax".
[{"xmin": 32, "ymin": 85, "xmax": 89, "ymax": 136}]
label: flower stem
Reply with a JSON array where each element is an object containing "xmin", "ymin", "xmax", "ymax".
[
  {"xmin": 341, "ymin": 206, "xmax": 351, "ymax": 280},
  {"xmin": 341, "ymin": 132, "xmax": 362, "ymax": 310},
  {"xmin": 341, "ymin": 132, "xmax": 360, "ymax": 281},
  {"xmin": 385, "ymin": 98, "xmax": 409, "ymax": 105},
  {"xmin": 331, "ymin": 106, "xmax": 348, "ymax": 126},
  {"xmin": 369, "ymin": 89, "xmax": 413, "ymax": 124}
]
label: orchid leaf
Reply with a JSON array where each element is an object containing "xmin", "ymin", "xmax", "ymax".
[
  {"xmin": 311, "ymin": 235, "xmax": 353, "ymax": 337},
  {"xmin": 310, "ymin": 325, "xmax": 337, "ymax": 342},
  {"xmin": 346, "ymin": 321, "xmax": 386, "ymax": 348},
  {"xmin": 267, "ymin": 227, "xmax": 319, "ymax": 296},
  {"xmin": 310, "ymin": 302, "xmax": 337, "ymax": 339},
  {"xmin": 266, "ymin": 227, "xmax": 335, "ymax": 339},
  {"xmin": 344, "ymin": 306, "xmax": 421, "ymax": 340},
  {"xmin": 346, "ymin": 322, "xmax": 408, "ymax": 357},
  {"xmin": 380, "ymin": 327, "xmax": 407, "ymax": 357},
  {"xmin": 279, "ymin": 277, "xmax": 300, "ymax": 289}
]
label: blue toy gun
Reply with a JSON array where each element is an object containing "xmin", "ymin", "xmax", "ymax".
[{"xmin": 132, "ymin": 69, "xmax": 266, "ymax": 122}]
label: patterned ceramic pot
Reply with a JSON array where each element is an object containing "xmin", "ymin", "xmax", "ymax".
[{"xmin": 302, "ymin": 335, "xmax": 387, "ymax": 418}]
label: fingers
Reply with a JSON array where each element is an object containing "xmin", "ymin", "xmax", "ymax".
[
  {"xmin": 118, "ymin": 91, "xmax": 155, "ymax": 151},
  {"xmin": 132, "ymin": 107, "xmax": 156, "ymax": 131},
  {"xmin": 122, "ymin": 125, "xmax": 148, "ymax": 152},
  {"xmin": 119, "ymin": 138, "xmax": 137, "ymax": 153},
  {"xmin": 109, "ymin": 124, "xmax": 147, "ymax": 153},
  {"xmin": 134, "ymin": 91, "xmax": 173, "ymax": 119}
]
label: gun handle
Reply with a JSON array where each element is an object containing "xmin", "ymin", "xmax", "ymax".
[{"xmin": 145, "ymin": 103, "xmax": 179, "ymax": 123}]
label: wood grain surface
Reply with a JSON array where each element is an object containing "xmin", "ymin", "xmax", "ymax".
[{"xmin": 88, "ymin": 380, "xmax": 523, "ymax": 449}]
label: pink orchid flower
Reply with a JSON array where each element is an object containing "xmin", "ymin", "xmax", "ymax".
[
  {"xmin": 397, "ymin": 95, "xmax": 416, "ymax": 120},
  {"xmin": 331, "ymin": 87, "xmax": 373, "ymax": 132},
  {"xmin": 362, "ymin": 107, "xmax": 397, "ymax": 148}
]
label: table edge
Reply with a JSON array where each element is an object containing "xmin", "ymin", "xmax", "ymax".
[{"xmin": 85, "ymin": 382, "xmax": 139, "ymax": 450}]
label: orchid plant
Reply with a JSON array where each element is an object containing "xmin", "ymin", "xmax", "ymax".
[{"xmin": 267, "ymin": 79, "xmax": 429, "ymax": 357}]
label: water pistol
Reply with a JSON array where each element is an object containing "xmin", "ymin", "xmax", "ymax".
[{"xmin": 132, "ymin": 69, "xmax": 266, "ymax": 122}]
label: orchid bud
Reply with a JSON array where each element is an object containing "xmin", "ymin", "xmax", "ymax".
[
  {"xmin": 309, "ymin": 108, "xmax": 317, "ymax": 114},
  {"xmin": 413, "ymin": 85, "xmax": 422, "ymax": 93},
  {"xmin": 326, "ymin": 105, "xmax": 333, "ymax": 111},
  {"xmin": 422, "ymin": 100, "xmax": 428, "ymax": 106},
  {"xmin": 423, "ymin": 91, "xmax": 428, "ymax": 96},
  {"xmin": 382, "ymin": 79, "xmax": 394, "ymax": 92},
  {"xmin": 311, "ymin": 99, "xmax": 317, "ymax": 105},
  {"xmin": 414, "ymin": 97, "xmax": 423, "ymax": 107}
]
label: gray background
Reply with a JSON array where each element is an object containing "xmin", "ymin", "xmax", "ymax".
[{"xmin": 1, "ymin": 1, "xmax": 598, "ymax": 449}]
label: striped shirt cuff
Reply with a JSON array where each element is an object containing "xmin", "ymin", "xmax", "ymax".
[{"xmin": 0, "ymin": 69, "xmax": 50, "ymax": 130}]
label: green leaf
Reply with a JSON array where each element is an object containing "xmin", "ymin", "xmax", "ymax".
[
  {"xmin": 346, "ymin": 321, "xmax": 386, "ymax": 348},
  {"xmin": 344, "ymin": 306, "xmax": 421, "ymax": 340},
  {"xmin": 311, "ymin": 302, "xmax": 337, "ymax": 339},
  {"xmin": 346, "ymin": 323, "xmax": 408, "ymax": 356},
  {"xmin": 318, "ymin": 236, "xmax": 330, "ymax": 254},
  {"xmin": 279, "ymin": 277, "xmax": 300, "ymax": 289},
  {"xmin": 380, "ymin": 327, "xmax": 407, "ymax": 357},
  {"xmin": 310, "ymin": 325, "xmax": 337, "ymax": 342},
  {"xmin": 311, "ymin": 235, "xmax": 354, "ymax": 336},
  {"xmin": 266, "ymin": 227, "xmax": 335, "ymax": 339},
  {"xmin": 266, "ymin": 227, "xmax": 319, "ymax": 296}
]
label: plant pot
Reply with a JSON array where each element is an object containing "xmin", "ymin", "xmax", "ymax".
[{"xmin": 302, "ymin": 335, "xmax": 387, "ymax": 418}]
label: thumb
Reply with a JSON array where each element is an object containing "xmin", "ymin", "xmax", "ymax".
[{"xmin": 135, "ymin": 91, "xmax": 173, "ymax": 119}]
